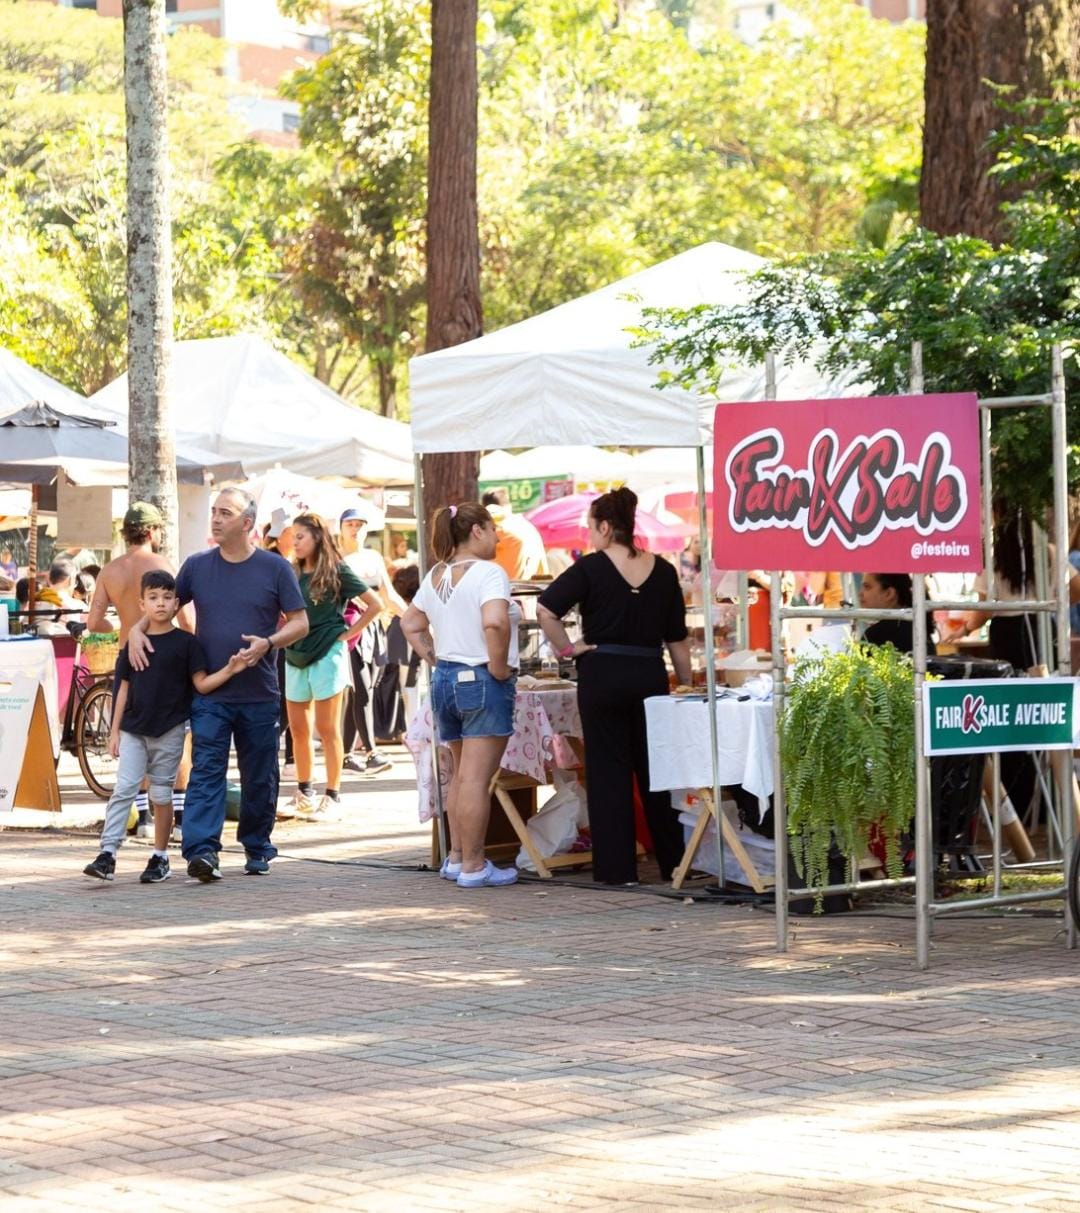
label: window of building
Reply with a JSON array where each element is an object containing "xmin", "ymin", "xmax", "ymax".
[{"xmin": 282, "ymin": 111, "xmax": 301, "ymax": 134}]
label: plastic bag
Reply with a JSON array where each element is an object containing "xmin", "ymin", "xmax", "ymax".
[{"xmin": 516, "ymin": 769, "xmax": 588, "ymax": 871}]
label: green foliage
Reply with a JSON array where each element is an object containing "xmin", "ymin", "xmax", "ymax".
[
  {"xmin": 0, "ymin": 1, "xmax": 263, "ymax": 395},
  {"xmin": 280, "ymin": 0, "xmax": 429, "ymax": 416},
  {"xmin": 480, "ymin": 0, "xmax": 922, "ymax": 330},
  {"xmin": 638, "ymin": 88, "xmax": 1080, "ymax": 515},
  {"xmin": 1, "ymin": 0, "xmax": 924, "ymax": 414},
  {"xmin": 780, "ymin": 642, "xmax": 915, "ymax": 910}
]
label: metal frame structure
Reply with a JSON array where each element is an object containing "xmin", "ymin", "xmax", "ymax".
[{"xmin": 765, "ymin": 344, "xmax": 1074, "ymax": 969}]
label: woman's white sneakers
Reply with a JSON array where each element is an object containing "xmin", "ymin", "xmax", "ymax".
[{"xmin": 456, "ymin": 860, "xmax": 519, "ymax": 888}]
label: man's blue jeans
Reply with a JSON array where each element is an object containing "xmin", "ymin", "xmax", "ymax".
[{"xmin": 183, "ymin": 697, "xmax": 280, "ymax": 862}]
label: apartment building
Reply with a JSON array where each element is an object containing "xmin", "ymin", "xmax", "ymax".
[{"xmin": 51, "ymin": 0, "xmax": 336, "ymax": 142}]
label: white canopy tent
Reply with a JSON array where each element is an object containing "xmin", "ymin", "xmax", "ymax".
[
  {"xmin": 409, "ymin": 241, "xmax": 857, "ymax": 453},
  {"xmin": 91, "ymin": 334, "xmax": 414, "ymax": 485}
]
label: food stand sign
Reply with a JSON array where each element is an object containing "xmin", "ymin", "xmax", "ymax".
[
  {"xmin": 478, "ymin": 476, "xmax": 573, "ymax": 514},
  {"xmin": 712, "ymin": 394, "xmax": 982, "ymax": 572},
  {"xmin": 925, "ymin": 677, "xmax": 1080, "ymax": 756}
]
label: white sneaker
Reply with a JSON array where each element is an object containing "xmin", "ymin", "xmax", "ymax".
[
  {"xmin": 281, "ymin": 763, "xmax": 297, "ymax": 781},
  {"xmin": 457, "ymin": 860, "xmax": 519, "ymax": 888},
  {"xmin": 277, "ymin": 790, "xmax": 313, "ymax": 821},
  {"xmin": 308, "ymin": 795, "xmax": 341, "ymax": 821},
  {"xmin": 135, "ymin": 821, "xmax": 151, "ymax": 839}
]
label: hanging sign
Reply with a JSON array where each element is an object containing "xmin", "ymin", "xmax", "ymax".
[
  {"xmin": 478, "ymin": 476, "xmax": 573, "ymax": 514},
  {"xmin": 713, "ymin": 394, "xmax": 981, "ymax": 572},
  {"xmin": 924, "ymin": 677, "xmax": 1080, "ymax": 756}
]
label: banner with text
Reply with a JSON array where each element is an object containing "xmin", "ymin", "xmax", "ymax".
[
  {"xmin": 924, "ymin": 677, "xmax": 1080, "ymax": 756},
  {"xmin": 713, "ymin": 394, "xmax": 982, "ymax": 572}
]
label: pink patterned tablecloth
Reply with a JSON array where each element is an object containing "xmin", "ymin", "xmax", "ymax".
[{"xmin": 404, "ymin": 687, "xmax": 582, "ymax": 822}]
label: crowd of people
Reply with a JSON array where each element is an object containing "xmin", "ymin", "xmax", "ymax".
[{"xmin": 3, "ymin": 478, "xmax": 1074, "ymax": 892}]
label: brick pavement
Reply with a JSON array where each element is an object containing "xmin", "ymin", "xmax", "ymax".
[{"xmin": 2, "ymin": 752, "xmax": 1080, "ymax": 1211}]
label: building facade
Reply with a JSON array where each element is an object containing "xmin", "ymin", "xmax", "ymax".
[
  {"xmin": 730, "ymin": 0, "xmax": 925, "ymax": 43},
  {"xmin": 50, "ymin": 0, "xmax": 338, "ymax": 142}
]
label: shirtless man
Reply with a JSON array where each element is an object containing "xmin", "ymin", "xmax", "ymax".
[{"xmin": 87, "ymin": 502, "xmax": 192, "ymax": 836}]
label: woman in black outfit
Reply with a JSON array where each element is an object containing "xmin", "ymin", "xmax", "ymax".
[{"xmin": 537, "ymin": 488, "xmax": 692, "ymax": 884}]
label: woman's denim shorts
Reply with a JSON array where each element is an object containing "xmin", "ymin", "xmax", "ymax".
[{"xmin": 431, "ymin": 661, "xmax": 517, "ymax": 742}]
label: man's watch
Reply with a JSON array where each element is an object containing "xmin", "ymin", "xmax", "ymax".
[{"xmin": 264, "ymin": 636, "xmax": 275, "ymax": 651}]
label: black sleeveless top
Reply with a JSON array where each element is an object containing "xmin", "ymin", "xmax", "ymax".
[{"xmin": 538, "ymin": 553, "xmax": 687, "ymax": 648}]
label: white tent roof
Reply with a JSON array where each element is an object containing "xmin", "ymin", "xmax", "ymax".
[
  {"xmin": 91, "ymin": 334, "xmax": 414, "ymax": 484},
  {"xmin": 0, "ymin": 348, "xmax": 89, "ymax": 414},
  {"xmin": 409, "ymin": 242, "xmax": 858, "ymax": 453},
  {"xmin": 0, "ymin": 352, "xmax": 241, "ymax": 486}
]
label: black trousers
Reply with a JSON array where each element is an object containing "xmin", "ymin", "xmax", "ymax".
[
  {"xmin": 342, "ymin": 644, "xmax": 375, "ymax": 755},
  {"xmin": 990, "ymin": 614, "xmax": 1046, "ymax": 815},
  {"xmin": 576, "ymin": 652, "xmax": 684, "ymax": 883}
]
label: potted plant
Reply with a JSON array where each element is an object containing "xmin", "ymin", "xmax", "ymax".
[{"xmin": 779, "ymin": 642, "xmax": 915, "ymax": 909}]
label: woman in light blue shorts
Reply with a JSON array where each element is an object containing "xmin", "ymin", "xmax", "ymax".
[
  {"xmin": 403, "ymin": 502, "xmax": 521, "ymax": 889},
  {"xmin": 284, "ymin": 513, "xmax": 382, "ymax": 819}
]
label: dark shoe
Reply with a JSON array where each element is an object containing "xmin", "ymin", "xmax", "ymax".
[
  {"xmin": 140, "ymin": 854, "xmax": 171, "ymax": 884},
  {"xmin": 84, "ymin": 851, "xmax": 116, "ymax": 881},
  {"xmin": 342, "ymin": 754, "xmax": 366, "ymax": 774},
  {"xmin": 187, "ymin": 853, "xmax": 222, "ymax": 882},
  {"xmin": 364, "ymin": 752, "xmax": 393, "ymax": 775},
  {"xmin": 244, "ymin": 855, "xmax": 270, "ymax": 876}
]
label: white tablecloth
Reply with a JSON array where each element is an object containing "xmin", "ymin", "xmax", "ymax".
[{"xmin": 644, "ymin": 695, "xmax": 775, "ymax": 802}]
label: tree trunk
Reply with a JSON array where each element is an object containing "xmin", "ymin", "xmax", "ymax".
[
  {"xmin": 421, "ymin": 0, "xmax": 482, "ymax": 529},
  {"xmin": 921, "ymin": 0, "xmax": 1080, "ymax": 241},
  {"xmin": 124, "ymin": 0, "xmax": 178, "ymax": 559}
]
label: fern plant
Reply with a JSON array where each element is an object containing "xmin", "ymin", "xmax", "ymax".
[{"xmin": 779, "ymin": 642, "xmax": 915, "ymax": 909}]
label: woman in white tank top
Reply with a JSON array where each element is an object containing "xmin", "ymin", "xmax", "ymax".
[{"xmin": 404, "ymin": 502, "xmax": 521, "ymax": 890}]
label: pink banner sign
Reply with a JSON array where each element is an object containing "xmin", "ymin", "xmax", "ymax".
[{"xmin": 713, "ymin": 394, "xmax": 982, "ymax": 573}]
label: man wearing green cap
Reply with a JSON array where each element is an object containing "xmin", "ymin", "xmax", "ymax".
[{"xmin": 88, "ymin": 502, "xmax": 192, "ymax": 841}]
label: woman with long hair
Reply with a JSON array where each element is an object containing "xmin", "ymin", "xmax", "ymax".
[
  {"xmin": 402, "ymin": 502, "xmax": 521, "ymax": 889},
  {"xmin": 537, "ymin": 488, "xmax": 691, "ymax": 885},
  {"xmin": 858, "ymin": 573, "xmax": 936, "ymax": 654},
  {"xmin": 284, "ymin": 513, "xmax": 383, "ymax": 819}
]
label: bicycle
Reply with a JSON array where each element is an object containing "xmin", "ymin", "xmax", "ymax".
[{"xmin": 62, "ymin": 658, "xmax": 117, "ymax": 800}]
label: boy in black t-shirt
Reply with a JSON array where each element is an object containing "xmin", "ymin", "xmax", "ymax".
[{"xmin": 83, "ymin": 570, "xmax": 246, "ymax": 884}]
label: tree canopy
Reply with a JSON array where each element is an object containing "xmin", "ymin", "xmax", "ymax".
[
  {"xmin": 638, "ymin": 89, "xmax": 1080, "ymax": 513},
  {"xmin": 0, "ymin": 0, "xmax": 925, "ymax": 414}
]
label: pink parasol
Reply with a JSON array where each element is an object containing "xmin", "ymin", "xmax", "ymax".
[{"xmin": 524, "ymin": 492, "xmax": 693, "ymax": 553}]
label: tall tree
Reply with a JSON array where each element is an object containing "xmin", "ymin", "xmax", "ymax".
[
  {"xmin": 421, "ymin": 0, "xmax": 482, "ymax": 522},
  {"xmin": 921, "ymin": 0, "xmax": 1080, "ymax": 241},
  {"xmin": 123, "ymin": 0, "xmax": 177, "ymax": 557}
]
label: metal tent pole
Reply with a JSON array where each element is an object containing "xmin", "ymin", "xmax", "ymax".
[
  {"xmin": 696, "ymin": 444, "xmax": 726, "ymax": 884},
  {"xmin": 414, "ymin": 453, "xmax": 448, "ymax": 864},
  {"xmin": 1051, "ymin": 346, "xmax": 1075, "ymax": 949},
  {"xmin": 771, "ymin": 564, "xmax": 787, "ymax": 951},
  {"xmin": 910, "ymin": 345, "xmax": 932, "ymax": 969}
]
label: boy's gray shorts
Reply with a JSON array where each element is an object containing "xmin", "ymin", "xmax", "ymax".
[{"xmin": 99, "ymin": 723, "xmax": 186, "ymax": 851}]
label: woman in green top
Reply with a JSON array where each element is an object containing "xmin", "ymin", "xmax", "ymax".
[{"xmin": 285, "ymin": 513, "xmax": 383, "ymax": 818}]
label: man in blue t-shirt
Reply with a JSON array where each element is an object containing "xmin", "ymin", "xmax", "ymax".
[{"xmin": 129, "ymin": 488, "xmax": 308, "ymax": 882}]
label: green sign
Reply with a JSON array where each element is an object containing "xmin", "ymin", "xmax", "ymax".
[
  {"xmin": 478, "ymin": 476, "xmax": 572, "ymax": 514},
  {"xmin": 924, "ymin": 677, "xmax": 1080, "ymax": 756}
]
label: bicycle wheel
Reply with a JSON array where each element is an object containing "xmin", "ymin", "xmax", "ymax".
[
  {"xmin": 75, "ymin": 682, "xmax": 117, "ymax": 800},
  {"xmin": 1069, "ymin": 840, "xmax": 1080, "ymax": 933}
]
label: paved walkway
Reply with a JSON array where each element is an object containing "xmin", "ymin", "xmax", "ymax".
[{"xmin": 2, "ymin": 752, "xmax": 1080, "ymax": 1211}]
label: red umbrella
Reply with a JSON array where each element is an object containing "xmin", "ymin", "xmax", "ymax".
[{"xmin": 525, "ymin": 492, "xmax": 693, "ymax": 552}]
